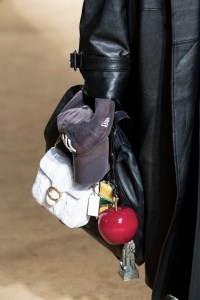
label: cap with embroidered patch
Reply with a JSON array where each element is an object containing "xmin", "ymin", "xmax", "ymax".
[{"xmin": 57, "ymin": 90, "xmax": 115, "ymax": 185}]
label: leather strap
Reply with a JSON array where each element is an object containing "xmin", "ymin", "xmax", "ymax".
[
  {"xmin": 115, "ymin": 110, "xmax": 132, "ymax": 124},
  {"xmin": 70, "ymin": 51, "xmax": 131, "ymax": 71}
]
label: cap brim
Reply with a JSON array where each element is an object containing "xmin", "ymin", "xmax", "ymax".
[{"xmin": 73, "ymin": 138, "xmax": 110, "ymax": 185}]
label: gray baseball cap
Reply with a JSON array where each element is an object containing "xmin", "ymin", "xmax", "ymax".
[{"xmin": 57, "ymin": 90, "xmax": 115, "ymax": 185}]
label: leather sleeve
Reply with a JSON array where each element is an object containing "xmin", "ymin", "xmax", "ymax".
[{"xmin": 71, "ymin": 0, "xmax": 132, "ymax": 101}]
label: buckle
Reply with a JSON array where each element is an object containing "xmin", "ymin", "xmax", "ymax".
[{"xmin": 70, "ymin": 50, "xmax": 82, "ymax": 71}]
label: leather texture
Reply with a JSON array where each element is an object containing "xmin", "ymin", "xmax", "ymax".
[
  {"xmin": 165, "ymin": 296, "xmax": 179, "ymax": 300},
  {"xmin": 74, "ymin": 1, "xmax": 200, "ymax": 300},
  {"xmin": 78, "ymin": 0, "xmax": 132, "ymax": 101},
  {"xmin": 108, "ymin": 110, "xmax": 145, "ymax": 266}
]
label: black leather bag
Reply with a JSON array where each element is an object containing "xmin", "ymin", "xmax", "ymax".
[
  {"xmin": 107, "ymin": 110, "xmax": 144, "ymax": 265},
  {"xmin": 44, "ymin": 85, "xmax": 144, "ymax": 266}
]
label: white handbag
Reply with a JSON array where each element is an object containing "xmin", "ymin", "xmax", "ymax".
[{"xmin": 32, "ymin": 146, "xmax": 98, "ymax": 228}]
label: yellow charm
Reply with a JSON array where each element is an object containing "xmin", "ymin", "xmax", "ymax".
[
  {"xmin": 98, "ymin": 181, "xmax": 117, "ymax": 214},
  {"xmin": 99, "ymin": 181, "xmax": 113, "ymax": 200},
  {"xmin": 99, "ymin": 204, "xmax": 109, "ymax": 214}
]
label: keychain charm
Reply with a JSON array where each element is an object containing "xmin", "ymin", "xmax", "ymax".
[
  {"xmin": 118, "ymin": 240, "xmax": 139, "ymax": 281},
  {"xmin": 97, "ymin": 180, "xmax": 140, "ymax": 281}
]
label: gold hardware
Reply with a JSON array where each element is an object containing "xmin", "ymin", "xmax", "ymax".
[
  {"xmin": 99, "ymin": 181, "xmax": 113, "ymax": 200},
  {"xmin": 47, "ymin": 186, "xmax": 62, "ymax": 202}
]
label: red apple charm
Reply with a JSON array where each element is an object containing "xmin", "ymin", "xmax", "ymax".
[{"xmin": 98, "ymin": 206, "xmax": 138, "ymax": 245}]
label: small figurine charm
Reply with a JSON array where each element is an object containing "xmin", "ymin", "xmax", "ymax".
[{"xmin": 118, "ymin": 240, "xmax": 139, "ymax": 281}]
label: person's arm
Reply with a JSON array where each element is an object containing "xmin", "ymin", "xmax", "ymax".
[{"xmin": 70, "ymin": 0, "xmax": 132, "ymax": 101}]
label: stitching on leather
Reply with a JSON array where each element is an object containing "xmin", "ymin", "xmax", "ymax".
[
  {"xmin": 171, "ymin": 1, "xmax": 180, "ymax": 185},
  {"xmin": 139, "ymin": 162, "xmax": 174, "ymax": 165},
  {"xmin": 83, "ymin": 57, "xmax": 131, "ymax": 63},
  {"xmin": 173, "ymin": 39, "xmax": 200, "ymax": 45},
  {"xmin": 143, "ymin": 8, "xmax": 163, "ymax": 11},
  {"xmin": 82, "ymin": 68, "xmax": 130, "ymax": 72}
]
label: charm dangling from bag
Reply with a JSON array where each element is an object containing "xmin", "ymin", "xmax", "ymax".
[
  {"xmin": 118, "ymin": 240, "xmax": 139, "ymax": 281},
  {"xmin": 97, "ymin": 180, "xmax": 140, "ymax": 281}
]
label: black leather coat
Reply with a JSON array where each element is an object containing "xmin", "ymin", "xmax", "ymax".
[{"xmin": 70, "ymin": 1, "xmax": 200, "ymax": 299}]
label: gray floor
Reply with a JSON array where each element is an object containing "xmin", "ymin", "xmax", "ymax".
[{"xmin": 0, "ymin": 1, "xmax": 152, "ymax": 299}]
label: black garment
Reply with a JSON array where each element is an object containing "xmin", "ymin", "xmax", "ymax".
[{"xmin": 71, "ymin": 1, "xmax": 200, "ymax": 299}]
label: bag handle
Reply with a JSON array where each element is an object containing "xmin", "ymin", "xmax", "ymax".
[{"xmin": 114, "ymin": 110, "xmax": 131, "ymax": 124}]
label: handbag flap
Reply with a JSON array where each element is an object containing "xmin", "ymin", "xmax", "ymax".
[
  {"xmin": 39, "ymin": 147, "xmax": 92, "ymax": 198},
  {"xmin": 39, "ymin": 147, "xmax": 73, "ymax": 192}
]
